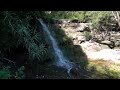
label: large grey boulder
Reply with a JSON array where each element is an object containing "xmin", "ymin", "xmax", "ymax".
[
  {"xmin": 115, "ymin": 40, "xmax": 120, "ymax": 47},
  {"xmin": 87, "ymin": 49, "xmax": 120, "ymax": 63},
  {"xmin": 100, "ymin": 40, "xmax": 112, "ymax": 45},
  {"xmin": 80, "ymin": 41, "xmax": 120, "ymax": 63},
  {"xmin": 80, "ymin": 41, "xmax": 109, "ymax": 53},
  {"xmin": 77, "ymin": 35, "xmax": 86, "ymax": 43},
  {"xmin": 76, "ymin": 23, "xmax": 91, "ymax": 32}
]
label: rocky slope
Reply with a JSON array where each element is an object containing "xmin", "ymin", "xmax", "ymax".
[{"xmin": 52, "ymin": 19, "xmax": 120, "ymax": 64}]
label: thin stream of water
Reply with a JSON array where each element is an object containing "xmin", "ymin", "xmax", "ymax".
[{"xmin": 38, "ymin": 19, "xmax": 73, "ymax": 75}]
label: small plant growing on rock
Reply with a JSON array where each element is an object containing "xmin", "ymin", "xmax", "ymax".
[{"xmin": 84, "ymin": 31, "xmax": 92, "ymax": 41}]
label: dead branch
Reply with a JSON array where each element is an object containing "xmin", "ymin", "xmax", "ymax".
[{"xmin": 3, "ymin": 58, "xmax": 16, "ymax": 64}]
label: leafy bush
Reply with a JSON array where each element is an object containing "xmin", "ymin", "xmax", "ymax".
[
  {"xmin": 85, "ymin": 11, "xmax": 113, "ymax": 29},
  {"xmin": 47, "ymin": 11, "xmax": 115, "ymax": 30},
  {"xmin": 0, "ymin": 66, "xmax": 26, "ymax": 79},
  {"xmin": 15, "ymin": 66, "xmax": 25, "ymax": 79},
  {"xmin": 84, "ymin": 31, "xmax": 92, "ymax": 41},
  {"xmin": 47, "ymin": 11, "xmax": 87, "ymax": 22},
  {"xmin": 0, "ymin": 66, "xmax": 11, "ymax": 79},
  {"xmin": 0, "ymin": 11, "xmax": 49, "ymax": 61}
]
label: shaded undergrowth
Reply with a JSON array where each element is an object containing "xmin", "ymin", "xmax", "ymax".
[{"xmin": 0, "ymin": 11, "xmax": 53, "ymax": 79}]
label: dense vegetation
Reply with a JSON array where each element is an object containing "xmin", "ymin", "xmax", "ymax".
[
  {"xmin": 0, "ymin": 11, "xmax": 52, "ymax": 79},
  {"xmin": 45, "ymin": 11, "xmax": 119, "ymax": 30},
  {"xmin": 0, "ymin": 11, "xmax": 120, "ymax": 79}
]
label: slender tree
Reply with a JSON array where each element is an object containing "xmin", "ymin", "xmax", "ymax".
[{"xmin": 112, "ymin": 11, "xmax": 120, "ymax": 28}]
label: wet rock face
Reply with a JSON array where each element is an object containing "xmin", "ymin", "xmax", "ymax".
[
  {"xmin": 70, "ymin": 67, "xmax": 80, "ymax": 76},
  {"xmin": 69, "ymin": 63, "xmax": 88, "ymax": 78}
]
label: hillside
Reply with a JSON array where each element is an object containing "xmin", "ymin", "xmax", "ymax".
[{"xmin": 0, "ymin": 11, "xmax": 120, "ymax": 79}]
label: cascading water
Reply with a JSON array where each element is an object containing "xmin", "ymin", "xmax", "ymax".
[{"xmin": 38, "ymin": 19, "xmax": 73, "ymax": 75}]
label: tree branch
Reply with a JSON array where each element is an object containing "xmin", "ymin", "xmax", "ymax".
[{"xmin": 3, "ymin": 58, "xmax": 16, "ymax": 64}]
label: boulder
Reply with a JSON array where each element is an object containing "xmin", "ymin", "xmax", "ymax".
[
  {"xmin": 80, "ymin": 41, "xmax": 110, "ymax": 53},
  {"xmin": 55, "ymin": 20, "xmax": 63, "ymax": 24},
  {"xmin": 77, "ymin": 35, "xmax": 86, "ymax": 43},
  {"xmin": 75, "ymin": 23, "xmax": 90, "ymax": 32},
  {"xmin": 70, "ymin": 19, "xmax": 80, "ymax": 23},
  {"xmin": 80, "ymin": 41, "xmax": 120, "ymax": 64},
  {"xmin": 54, "ymin": 19, "xmax": 71, "ymax": 26},
  {"xmin": 70, "ymin": 33, "xmax": 77, "ymax": 40},
  {"xmin": 69, "ymin": 23, "xmax": 80, "ymax": 27},
  {"xmin": 100, "ymin": 40, "xmax": 112, "ymax": 45},
  {"xmin": 115, "ymin": 40, "xmax": 120, "ymax": 47},
  {"xmin": 87, "ymin": 49, "xmax": 120, "ymax": 63},
  {"xmin": 110, "ymin": 36, "xmax": 115, "ymax": 40}
]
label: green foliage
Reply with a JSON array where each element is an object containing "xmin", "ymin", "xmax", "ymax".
[
  {"xmin": 0, "ymin": 28, "xmax": 18, "ymax": 52},
  {"xmin": 47, "ymin": 11, "xmax": 87, "ymax": 22},
  {"xmin": 0, "ymin": 66, "xmax": 26, "ymax": 79},
  {"xmin": 0, "ymin": 66, "xmax": 11, "ymax": 79},
  {"xmin": 0, "ymin": 11, "xmax": 49, "ymax": 61},
  {"xmin": 84, "ymin": 11, "xmax": 113, "ymax": 29},
  {"xmin": 84, "ymin": 31, "xmax": 92, "ymax": 41},
  {"xmin": 47, "ymin": 11, "xmax": 114, "ymax": 30},
  {"xmin": 15, "ymin": 66, "xmax": 25, "ymax": 79}
]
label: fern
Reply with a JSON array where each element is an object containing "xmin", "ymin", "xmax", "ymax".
[{"xmin": 0, "ymin": 11, "xmax": 49, "ymax": 62}]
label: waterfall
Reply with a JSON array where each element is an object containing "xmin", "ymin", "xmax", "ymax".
[{"xmin": 38, "ymin": 19, "xmax": 73, "ymax": 75}]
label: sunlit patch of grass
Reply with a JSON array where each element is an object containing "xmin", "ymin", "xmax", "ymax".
[{"xmin": 87, "ymin": 60, "xmax": 120, "ymax": 79}]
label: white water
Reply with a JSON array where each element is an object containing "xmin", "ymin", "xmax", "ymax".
[{"xmin": 38, "ymin": 19, "xmax": 73, "ymax": 74}]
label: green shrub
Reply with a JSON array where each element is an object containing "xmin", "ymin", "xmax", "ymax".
[
  {"xmin": 0, "ymin": 11, "xmax": 49, "ymax": 62},
  {"xmin": 47, "ymin": 11, "xmax": 114, "ymax": 30},
  {"xmin": 0, "ymin": 66, "xmax": 11, "ymax": 79},
  {"xmin": 0, "ymin": 66, "xmax": 26, "ymax": 79},
  {"xmin": 15, "ymin": 66, "xmax": 25, "ymax": 79},
  {"xmin": 47, "ymin": 11, "xmax": 87, "ymax": 22},
  {"xmin": 85, "ymin": 11, "xmax": 113, "ymax": 29},
  {"xmin": 84, "ymin": 31, "xmax": 92, "ymax": 41}
]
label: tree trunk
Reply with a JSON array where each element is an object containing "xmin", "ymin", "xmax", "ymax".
[{"xmin": 112, "ymin": 11, "xmax": 120, "ymax": 28}]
